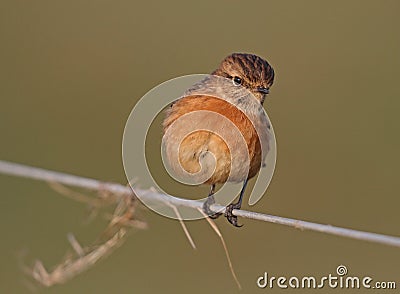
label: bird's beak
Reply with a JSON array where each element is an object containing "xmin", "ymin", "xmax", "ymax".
[{"xmin": 256, "ymin": 87, "xmax": 270, "ymax": 95}]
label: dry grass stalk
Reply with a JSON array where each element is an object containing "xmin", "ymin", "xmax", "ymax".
[
  {"xmin": 30, "ymin": 228, "xmax": 127, "ymax": 287},
  {"xmin": 197, "ymin": 208, "xmax": 242, "ymax": 290},
  {"xmin": 168, "ymin": 203, "xmax": 197, "ymax": 250},
  {"xmin": 27, "ymin": 184, "xmax": 147, "ymax": 287}
]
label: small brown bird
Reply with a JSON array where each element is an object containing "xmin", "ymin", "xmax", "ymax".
[{"xmin": 162, "ymin": 53, "xmax": 275, "ymax": 226}]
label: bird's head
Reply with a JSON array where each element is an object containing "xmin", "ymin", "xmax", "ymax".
[{"xmin": 212, "ymin": 53, "xmax": 275, "ymax": 104}]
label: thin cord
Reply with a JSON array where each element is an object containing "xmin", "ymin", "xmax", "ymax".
[{"xmin": 1, "ymin": 160, "xmax": 400, "ymax": 248}]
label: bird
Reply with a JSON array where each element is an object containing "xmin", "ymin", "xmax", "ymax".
[{"xmin": 162, "ymin": 53, "xmax": 275, "ymax": 227}]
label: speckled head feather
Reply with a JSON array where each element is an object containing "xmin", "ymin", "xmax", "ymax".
[{"xmin": 212, "ymin": 53, "xmax": 275, "ymax": 103}]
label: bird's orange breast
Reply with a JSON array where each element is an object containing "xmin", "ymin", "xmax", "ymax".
[{"xmin": 163, "ymin": 95, "xmax": 263, "ymax": 184}]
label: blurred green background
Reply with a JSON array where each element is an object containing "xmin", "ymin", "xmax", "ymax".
[{"xmin": 1, "ymin": 0, "xmax": 400, "ymax": 293}]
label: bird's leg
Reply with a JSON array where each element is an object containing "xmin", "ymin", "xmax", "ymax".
[
  {"xmin": 202, "ymin": 184, "xmax": 222, "ymax": 219},
  {"xmin": 225, "ymin": 179, "xmax": 248, "ymax": 227}
]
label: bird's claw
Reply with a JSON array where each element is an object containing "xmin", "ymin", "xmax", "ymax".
[
  {"xmin": 224, "ymin": 203, "xmax": 243, "ymax": 227},
  {"xmin": 203, "ymin": 197, "xmax": 222, "ymax": 219}
]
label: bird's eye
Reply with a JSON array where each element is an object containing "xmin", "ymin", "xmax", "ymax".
[{"xmin": 232, "ymin": 76, "xmax": 242, "ymax": 86}]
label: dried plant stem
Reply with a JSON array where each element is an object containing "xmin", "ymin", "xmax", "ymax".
[
  {"xmin": 169, "ymin": 203, "xmax": 197, "ymax": 249},
  {"xmin": 1, "ymin": 160, "xmax": 400, "ymax": 248},
  {"xmin": 30, "ymin": 229, "xmax": 127, "ymax": 287},
  {"xmin": 198, "ymin": 208, "xmax": 241, "ymax": 289}
]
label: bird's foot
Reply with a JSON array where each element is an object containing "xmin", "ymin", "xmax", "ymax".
[
  {"xmin": 224, "ymin": 202, "xmax": 243, "ymax": 227},
  {"xmin": 202, "ymin": 197, "xmax": 222, "ymax": 219}
]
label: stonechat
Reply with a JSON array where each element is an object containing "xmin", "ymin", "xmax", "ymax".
[{"xmin": 162, "ymin": 53, "xmax": 275, "ymax": 227}]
